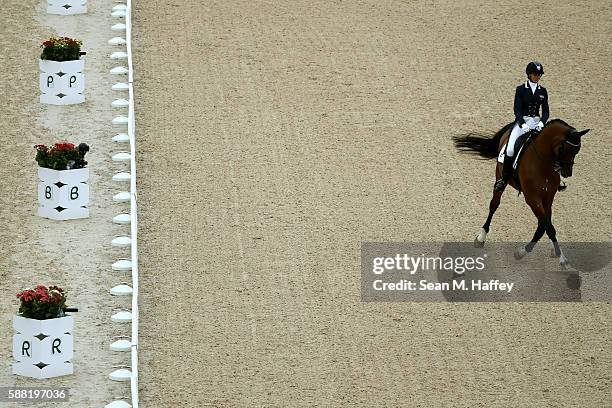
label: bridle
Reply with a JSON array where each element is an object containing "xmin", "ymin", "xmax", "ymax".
[
  {"xmin": 529, "ymin": 128, "xmax": 581, "ymax": 173},
  {"xmin": 553, "ymin": 138, "xmax": 581, "ymax": 172}
]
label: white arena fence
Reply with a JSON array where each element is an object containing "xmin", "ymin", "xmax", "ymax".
[{"xmin": 108, "ymin": 0, "xmax": 139, "ymax": 407}]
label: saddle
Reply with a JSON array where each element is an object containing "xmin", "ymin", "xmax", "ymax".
[
  {"xmin": 497, "ymin": 129, "xmax": 539, "ymax": 190},
  {"xmin": 512, "ymin": 131, "xmax": 536, "ymax": 171},
  {"xmin": 498, "ymin": 130, "xmax": 537, "ymax": 167}
]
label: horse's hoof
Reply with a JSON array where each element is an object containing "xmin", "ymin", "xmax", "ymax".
[
  {"xmin": 514, "ymin": 246, "xmax": 527, "ymax": 260},
  {"xmin": 452, "ymin": 272, "xmax": 465, "ymax": 280},
  {"xmin": 559, "ymin": 254, "xmax": 570, "ymax": 269},
  {"xmin": 474, "ymin": 228, "xmax": 486, "ymax": 248}
]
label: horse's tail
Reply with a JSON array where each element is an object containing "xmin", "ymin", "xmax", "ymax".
[{"xmin": 453, "ymin": 122, "xmax": 514, "ymax": 159}]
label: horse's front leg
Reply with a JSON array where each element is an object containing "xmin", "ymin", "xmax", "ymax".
[
  {"xmin": 543, "ymin": 209, "xmax": 569, "ymax": 268},
  {"xmin": 515, "ymin": 199, "xmax": 547, "ymax": 259},
  {"xmin": 549, "ymin": 239, "xmax": 568, "ymax": 266}
]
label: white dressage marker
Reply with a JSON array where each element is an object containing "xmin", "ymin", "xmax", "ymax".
[
  {"xmin": 39, "ymin": 59, "xmax": 85, "ymax": 105},
  {"xmin": 12, "ymin": 315, "xmax": 74, "ymax": 379},
  {"xmin": 37, "ymin": 167, "xmax": 89, "ymax": 220},
  {"xmin": 111, "ymin": 23, "xmax": 126, "ymax": 31},
  {"xmin": 112, "ymin": 10, "xmax": 127, "ymax": 17},
  {"xmin": 47, "ymin": 0, "xmax": 87, "ymax": 15}
]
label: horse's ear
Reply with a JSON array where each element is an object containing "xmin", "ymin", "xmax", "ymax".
[{"xmin": 572, "ymin": 129, "xmax": 590, "ymax": 137}]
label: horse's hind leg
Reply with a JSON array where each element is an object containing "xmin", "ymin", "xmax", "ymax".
[{"xmin": 475, "ymin": 189, "xmax": 503, "ymax": 247}]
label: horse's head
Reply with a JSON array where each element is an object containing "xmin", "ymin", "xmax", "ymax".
[{"xmin": 554, "ymin": 128, "xmax": 589, "ymax": 178}]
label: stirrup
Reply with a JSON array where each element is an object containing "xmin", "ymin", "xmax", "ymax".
[{"xmin": 494, "ymin": 178, "xmax": 507, "ymax": 192}]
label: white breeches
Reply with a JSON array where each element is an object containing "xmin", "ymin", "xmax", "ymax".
[{"xmin": 507, "ymin": 116, "xmax": 540, "ymax": 157}]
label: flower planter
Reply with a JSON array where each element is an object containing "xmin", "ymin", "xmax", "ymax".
[
  {"xmin": 37, "ymin": 167, "xmax": 89, "ymax": 220},
  {"xmin": 39, "ymin": 59, "xmax": 85, "ymax": 105},
  {"xmin": 12, "ymin": 315, "xmax": 74, "ymax": 379},
  {"xmin": 47, "ymin": 0, "xmax": 87, "ymax": 15}
]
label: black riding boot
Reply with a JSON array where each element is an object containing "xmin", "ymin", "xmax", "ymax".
[{"xmin": 494, "ymin": 155, "xmax": 514, "ymax": 191}]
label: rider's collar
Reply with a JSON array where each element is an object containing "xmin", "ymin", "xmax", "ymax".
[{"xmin": 525, "ymin": 80, "xmax": 540, "ymax": 90}]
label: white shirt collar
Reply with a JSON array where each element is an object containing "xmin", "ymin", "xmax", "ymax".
[{"xmin": 527, "ymin": 80, "xmax": 539, "ymax": 93}]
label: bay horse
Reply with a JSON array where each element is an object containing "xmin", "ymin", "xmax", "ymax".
[{"xmin": 454, "ymin": 119, "xmax": 589, "ymax": 267}]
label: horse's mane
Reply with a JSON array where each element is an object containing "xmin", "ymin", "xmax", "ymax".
[{"xmin": 544, "ymin": 118, "xmax": 573, "ymax": 130}]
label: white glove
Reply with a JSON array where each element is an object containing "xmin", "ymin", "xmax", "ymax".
[
  {"xmin": 536, "ymin": 121, "xmax": 544, "ymax": 131},
  {"xmin": 521, "ymin": 123, "xmax": 530, "ymax": 132}
]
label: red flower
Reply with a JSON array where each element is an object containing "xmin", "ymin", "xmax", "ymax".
[
  {"xmin": 17, "ymin": 289, "xmax": 36, "ymax": 303},
  {"xmin": 53, "ymin": 142, "xmax": 76, "ymax": 151},
  {"xmin": 16, "ymin": 285, "xmax": 67, "ymax": 319}
]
